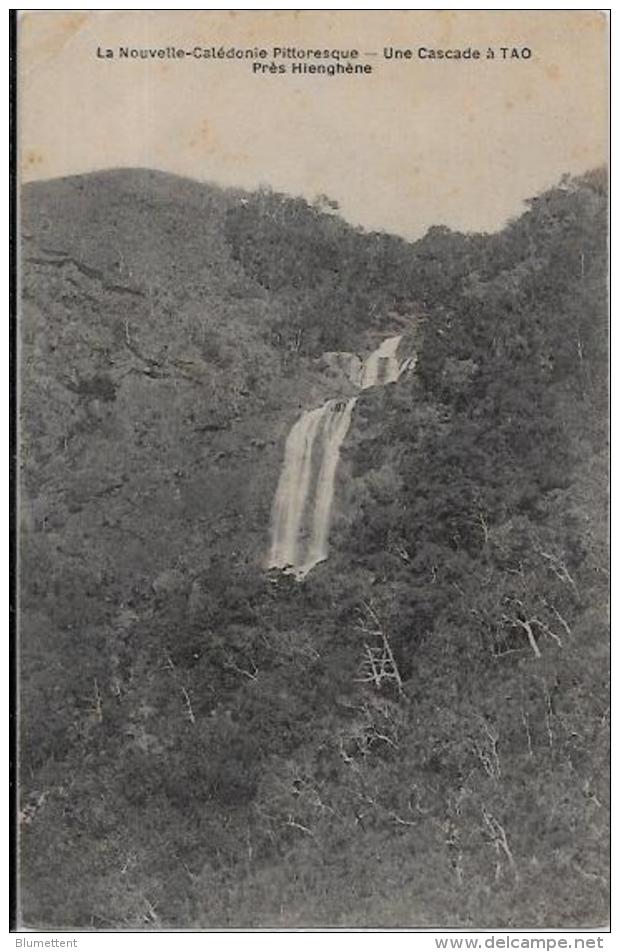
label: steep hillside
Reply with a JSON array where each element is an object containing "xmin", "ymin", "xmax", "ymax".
[{"xmin": 19, "ymin": 169, "xmax": 608, "ymax": 928}]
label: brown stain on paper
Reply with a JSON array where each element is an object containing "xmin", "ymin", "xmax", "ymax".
[
  {"xmin": 20, "ymin": 11, "xmax": 88, "ymax": 71},
  {"xmin": 188, "ymin": 120, "xmax": 217, "ymax": 154},
  {"xmin": 23, "ymin": 149, "xmax": 44, "ymax": 170}
]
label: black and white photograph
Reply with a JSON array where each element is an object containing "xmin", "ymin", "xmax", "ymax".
[{"xmin": 13, "ymin": 9, "xmax": 610, "ymax": 932}]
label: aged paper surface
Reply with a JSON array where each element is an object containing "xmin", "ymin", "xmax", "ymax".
[
  {"xmin": 20, "ymin": 10, "xmax": 608, "ymax": 236},
  {"xmin": 17, "ymin": 10, "xmax": 609, "ymax": 931}
]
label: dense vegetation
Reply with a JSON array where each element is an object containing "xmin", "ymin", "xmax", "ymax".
[{"xmin": 19, "ymin": 169, "xmax": 608, "ymax": 927}]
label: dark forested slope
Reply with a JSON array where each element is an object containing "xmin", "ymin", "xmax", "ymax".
[{"xmin": 19, "ymin": 169, "xmax": 608, "ymax": 928}]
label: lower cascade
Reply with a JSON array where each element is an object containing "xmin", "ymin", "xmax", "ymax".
[{"xmin": 268, "ymin": 335, "xmax": 415, "ymax": 577}]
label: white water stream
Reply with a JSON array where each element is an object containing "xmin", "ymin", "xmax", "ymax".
[{"xmin": 268, "ymin": 335, "xmax": 414, "ymax": 577}]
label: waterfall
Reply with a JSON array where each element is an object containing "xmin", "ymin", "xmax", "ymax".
[
  {"xmin": 268, "ymin": 335, "xmax": 412, "ymax": 577},
  {"xmin": 268, "ymin": 404, "xmax": 331, "ymax": 572},
  {"xmin": 268, "ymin": 398, "xmax": 356, "ymax": 575},
  {"xmin": 360, "ymin": 334, "xmax": 404, "ymax": 389},
  {"xmin": 300, "ymin": 397, "xmax": 356, "ymax": 575}
]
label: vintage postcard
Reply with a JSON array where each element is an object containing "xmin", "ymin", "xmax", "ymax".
[{"xmin": 15, "ymin": 9, "xmax": 609, "ymax": 931}]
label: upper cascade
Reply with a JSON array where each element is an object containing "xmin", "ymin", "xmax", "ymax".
[
  {"xmin": 360, "ymin": 334, "xmax": 406, "ymax": 389},
  {"xmin": 319, "ymin": 335, "xmax": 416, "ymax": 390},
  {"xmin": 268, "ymin": 334, "xmax": 415, "ymax": 577}
]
